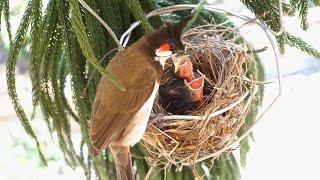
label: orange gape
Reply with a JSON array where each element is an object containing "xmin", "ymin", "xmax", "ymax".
[
  {"xmin": 184, "ymin": 73, "xmax": 205, "ymax": 104},
  {"xmin": 172, "ymin": 55, "xmax": 205, "ymax": 105},
  {"xmin": 172, "ymin": 56, "xmax": 194, "ymax": 82}
]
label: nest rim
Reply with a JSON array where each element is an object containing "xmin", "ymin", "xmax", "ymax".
[{"xmin": 119, "ymin": 3, "xmax": 281, "ymax": 170}]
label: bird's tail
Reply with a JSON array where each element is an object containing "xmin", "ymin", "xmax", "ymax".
[{"xmin": 110, "ymin": 146, "xmax": 135, "ymax": 180}]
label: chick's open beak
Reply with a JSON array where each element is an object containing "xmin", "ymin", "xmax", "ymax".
[
  {"xmin": 172, "ymin": 56, "xmax": 194, "ymax": 82},
  {"xmin": 184, "ymin": 71, "xmax": 205, "ymax": 104}
]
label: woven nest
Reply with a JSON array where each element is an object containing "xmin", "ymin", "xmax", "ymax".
[{"xmin": 141, "ymin": 24, "xmax": 258, "ymax": 166}]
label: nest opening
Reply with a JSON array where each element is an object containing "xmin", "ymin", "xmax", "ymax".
[{"xmin": 142, "ymin": 24, "xmax": 257, "ymax": 167}]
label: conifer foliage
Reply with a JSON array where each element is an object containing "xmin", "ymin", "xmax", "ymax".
[{"xmin": 1, "ymin": 0, "xmax": 319, "ymax": 179}]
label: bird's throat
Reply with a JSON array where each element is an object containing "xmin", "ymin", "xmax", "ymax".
[{"xmin": 154, "ymin": 54, "xmax": 173, "ymax": 69}]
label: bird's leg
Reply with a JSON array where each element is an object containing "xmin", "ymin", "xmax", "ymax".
[
  {"xmin": 184, "ymin": 71, "xmax": 205, "ymax": 104},
  {"xmin": 92, "ymin": 148, "xmax": 100, "ymax": 157},
  {"xmin": 172, "ymin": 55, "xmax": 194, "ymax": 82},
  {"xmin": 110, "ymin": 146, "xmax": 135, "ymax": 180}
]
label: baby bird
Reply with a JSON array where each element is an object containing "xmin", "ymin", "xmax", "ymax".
[
  {"xmin": 172, "ymin": 55, "xmax": 194, "ymax": 82},
  {"xmin": 159, "ymin": 55, "xmax": 206, "ymax": 114},
  {"xmin": 184, "ymin": 71, "xmax": 205, "ymax": 105}
]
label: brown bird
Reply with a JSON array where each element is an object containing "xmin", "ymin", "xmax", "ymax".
[{"xmin": 89, "ymin": 20, "xmax": 189, "ymax": 180}]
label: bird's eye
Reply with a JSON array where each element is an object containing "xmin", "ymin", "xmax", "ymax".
[{"xmin": 169, "ymin": 41, "xmax": 176, "ymax": 50}]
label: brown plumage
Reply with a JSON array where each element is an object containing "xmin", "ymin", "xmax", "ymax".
[{"xmin": 89, "ymin": 19, "xmax": 189, "ymax": 180}]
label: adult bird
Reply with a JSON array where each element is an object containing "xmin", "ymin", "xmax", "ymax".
[{"xmin": 89, "ymin": 19, "xmax": 189, "ymax": 180}]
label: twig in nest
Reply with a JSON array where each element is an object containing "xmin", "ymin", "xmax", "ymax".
[{"xmin": 247, "ymin": 46, "xmax": 268, "ymax": 53}]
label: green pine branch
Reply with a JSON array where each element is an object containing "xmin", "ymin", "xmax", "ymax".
[
  {"xmin": 29, "ymin": 0, "xmax": 42, "ymax": 108},
  {"xmin": 58, "ymin": 53, "xmax": 80, "ymax": 123},
  {"xmin": 313, "ymin": 0, "xmax": 320, "ymax": 6},
  {"xmin": 290, "ymin": 0, "xmax": 309, "ymax": 30},
  {"xmin": 3, "ymin": 0, "xmax": 12, "ymax": 44},
  {"xmin": 0, "ymin": 1, "xmax": 4, "ymax": 33},
  {"xmin": 124, "ymin": 0, "xmax": 153, "ymax": 33},
  {"xmin": 6, "ymin": 0, "xmax": 47, "ymax": 166},
  {"xmin": 186, "ymin": 0, "xmax": 207, "ymax": 30},
  {"xmin": 285, "ymin": 32, "xmax": 320, "ymax": 59},
  {"xmin": 69, "ymin": 0, "xmax": 125, "ymax": 91}
]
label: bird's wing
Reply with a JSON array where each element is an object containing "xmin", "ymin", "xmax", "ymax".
[{"xmin": 89, "ymin": 67, "xmax": 157, "ymax": 152}]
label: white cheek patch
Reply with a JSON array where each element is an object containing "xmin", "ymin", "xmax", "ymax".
[
  {"xmin": 155, "ymin": 49, "xmax": 173, "ymax": 57},
  {"xmin": 154, "ymin": 48, "xmax": 174, "ymax": 68}
]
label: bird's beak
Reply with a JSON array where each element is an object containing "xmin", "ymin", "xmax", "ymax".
[
  {"xmin": 172, "ymin": 55, "xmax": 194, "ymax": 82},
  {"xmin": 155, "ymin": 48, "xmax": 174, "ymax": 68},
  {"xmin": 184, "ymin": 71, "xmax": 205, "ymax": 104}
]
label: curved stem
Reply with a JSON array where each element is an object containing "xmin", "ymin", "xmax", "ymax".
[
  {"xmin": 120, "ymin": 4, "xmax": 285, "ymax": 45},
  {"xmin": 77, "ymin": 0, "xmax": 123, "ymax": 49}
]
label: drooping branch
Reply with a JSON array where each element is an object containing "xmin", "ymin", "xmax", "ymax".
[
  {"xmin": 124, "ymin": 0, "xmax": 154, "ymax": 33},
  {"xmin": 69, "ymin": 0, "xmax": 126, "ymax": 91},
  {"xmin": 6, "ymin": 0, "xmax": 47, "ymax": 165},
  {"xmin": 3, "ymin": 0, "xmax": 13, "ymax": 44}
]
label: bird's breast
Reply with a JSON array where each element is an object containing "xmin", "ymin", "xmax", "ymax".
[{"xmin": 115, "ymin": 81, "xmax": 160, "ymax": 147}]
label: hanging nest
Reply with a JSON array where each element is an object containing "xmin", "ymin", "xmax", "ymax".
[{"xmin": 141, "ymin": 24, "xmax": 258, "ymax": 166}]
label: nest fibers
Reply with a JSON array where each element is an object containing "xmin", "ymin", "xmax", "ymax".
[{"xmin": 141, "ymin": 24, "xmax": 258, "ymax": 167}]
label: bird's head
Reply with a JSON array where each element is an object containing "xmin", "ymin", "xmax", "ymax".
[
  {"xmin": 145, "ymin": 16, "xmax": 191, "ymax": 56},
  {"xmin": 159, "ymin": 21, "xmax": 186, "ymax": 52},
  {"xmin": 151, "ymin": 17, "xmax": 191, "ymax": 66},
  {"xmin": 158, "ymin": 17, "xmax": 191, "ymax": 51}
]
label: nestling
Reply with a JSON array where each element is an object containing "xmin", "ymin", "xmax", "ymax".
[
  {"xmin": 172, "ymin": 55, "xmax": 206, "ymax": 104},
  {"xmin": 172, "ymin": 55, "xmax": 194, "ymax": 82},
  {"xmin": 159, "ymin": 55, "xmax": 206, "ymax": 114}
]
